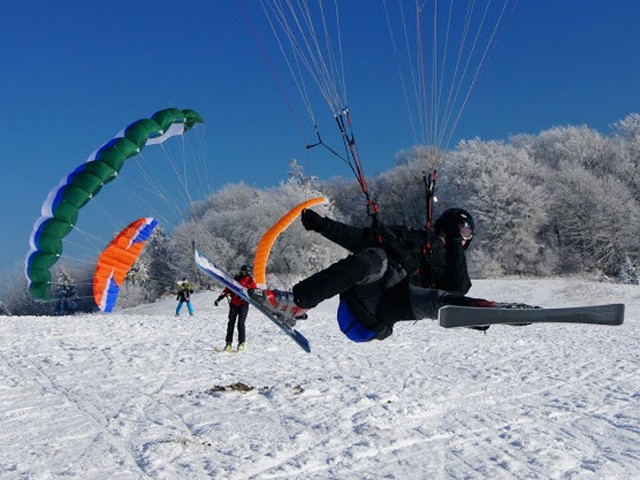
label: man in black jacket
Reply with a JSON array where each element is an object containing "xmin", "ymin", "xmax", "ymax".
[
  {"xmin": 418, "ymin": 208, "xmax": 474, "ymax": 294},
  {"xmin": 249, "ymin": 208, "xmax": 494, "ymax": 341}
]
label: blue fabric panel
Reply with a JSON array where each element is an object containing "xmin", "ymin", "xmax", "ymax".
[{"xmin": 337, "ymin": 300, "xmax": 377, "ymax": 342}]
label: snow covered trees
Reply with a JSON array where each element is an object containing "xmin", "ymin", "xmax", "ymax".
[
  {"xmin": 86, "ymin": 113, "xmax": 640, "ymax": 290},
  {"xmin": 170, "ymin": 177, "xmax": 345, "ymax": 291},
  {"xmin": 5, "ymin": 115, "xmax": 640, "ymax": 314},
  {"xmin": 80, "ymin": 117, "xmax": 640, "ymax": 298},
  {"xmin": 514, "ymin": 123, "xmax": 640, "ymax": 276},
  {"xmin": 443, "ymin": 139, "xmax": 549, "ymax": 277}
]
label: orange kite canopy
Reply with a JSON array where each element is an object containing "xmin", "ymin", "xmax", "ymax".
[
  {"xmin": 253, "ymin": 197, "xmax": 328, "ymax": 286},
  {"xmin": 93, "ymin": 217, "xmax": 158, "ymax": 312}
]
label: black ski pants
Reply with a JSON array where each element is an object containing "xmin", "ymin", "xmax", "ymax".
[
  {"xmin": 226, "ymin": 303, "xmax": 249, "ymax": 344},
  {"xmin": 292, "ymin": 248, "xmax": 389, "ymax": 309},
  {"xmin": 292, "ymin": 247, "xmax": 464, "ymax": 322}
]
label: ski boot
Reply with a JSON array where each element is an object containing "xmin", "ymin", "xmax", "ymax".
[
  {"xmin": 493, "ymin": 302, "xmax": 539, "ymax": 326},
  {"xmin": 469, "ymin": 301, "xmax": 538, "ymax": 328},
  {"xmin": 463, "ymin": 299, "xmax": 495, "ymax": 331},
  {"xmin": 223, "ymin": 343, "xmax": 233, "ymax": 352},
  {"xmin": 237, "ymin": 343, "xmax": 246, "ymax": 352},
  {"xmin": 494, "ymin": 302, "xmax": 541, "ymax": 310},
  {"xmin": 248, "ymin": 288, "xmax": 308, "ymax": 327}
]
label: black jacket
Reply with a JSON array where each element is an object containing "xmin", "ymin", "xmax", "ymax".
[
  {"xmin": 418, "ymin": 236, "xmax": 472, "ymax": 295},
  {"xmin": 320, "ymin": 217, "xmax": 471, "ymax": 295}
]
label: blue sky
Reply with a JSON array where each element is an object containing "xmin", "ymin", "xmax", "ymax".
[{"xmin": 1, "ymin": 0, "xmax": 639, "ymax": 275}]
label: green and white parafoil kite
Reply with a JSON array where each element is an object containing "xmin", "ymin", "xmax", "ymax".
[{"xmin": 25, "ymin": 108, "xmax": 203, "ymax": 300}]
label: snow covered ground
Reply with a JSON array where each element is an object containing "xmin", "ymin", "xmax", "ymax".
[{"xmin": 0, "ymin": 278, "xmax": 638, "ymax": 479}]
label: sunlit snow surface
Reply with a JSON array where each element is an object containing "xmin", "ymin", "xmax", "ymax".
[{"xmin": 1, "ymin": 278, "xmax": 638, "ymax": 479}]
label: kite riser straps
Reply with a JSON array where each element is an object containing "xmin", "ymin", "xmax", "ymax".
[
  {"xmin": 304, "ymin": 109, "xmax": 378, "ymax": 220},
  {"xmin": 423, "ymin": 169, "xmax": 438, "ymax": 255},
  {"xmin": 334, "ymin": 110, "xmax": 379, "ymax": 218}
]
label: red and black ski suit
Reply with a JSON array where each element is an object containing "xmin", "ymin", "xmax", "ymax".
[
  {"xmin": 292, "ymin": 211, "xmax": 481, "ymax": 341},
  {"xmin": 218, "ymin": 274, "xmax": 257, "ymax": 344}
]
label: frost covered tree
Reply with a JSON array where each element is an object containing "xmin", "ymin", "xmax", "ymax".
[
  {"xmin": 613, "ymin": 113, "xmax": 640, "ymax": 161},
  {"xmin": 617, "ymin": 256, "xmax": 639, "ymax": 285},
  {"xmin": 169, "ymin": 220, "xmax": 237, "ymax": 285},
  {"xmin": 373, "ymin": 146, "xmax": 438, "ymax": 228},
  {"xmin": 114, "ymin": 259, "xmax": 153, "ymax": 308},
  {"xmin": 612, "ymin": 114, "xmax": 640, "ymax": 204},
  {"xmin": 114, "ymin": 260, "xmax": 153, "ymax": 308},
  {"xmin": 74, "ymin": 264, "xmax": 99, "ymax": 313},
  {"xmin": 322, "ymin": 177, "xmax": 370, "ymax": 227},
  {"xmin": 287, "ymin": 158, "xmax": 318, "ymax": 186},
  {"xmin": 140, "ymin": 227, "xmax": 176, "ymax": 297},
  {"xmin": 0, "ymin": 299, "xmax": 10, "ymax": 316},
  {"xmin": 126, "ymin": 259, "xmax": 150, "ymax": 285},
  {"xmin": 444, "ymin": 139, "xmax": 549, "ymax": 276},
  {"xmin": 548, "ymin": 162, "xmax": 640, "ymax": 275},
  {"xmin": 516, "ymin": 125, "xmax": 616, "ymax": 174},
  {"xmin": 54, "ymin": 266, "xmax": 79, "ymax": 316},
  {"xmin": 0, "ymin": 263, "xmax": 52, "ymax": 315}
]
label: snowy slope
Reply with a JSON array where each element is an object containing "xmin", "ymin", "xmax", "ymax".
[{"xmin": 0, "ymin": 278, "xmax": 638, "ymax": 479}]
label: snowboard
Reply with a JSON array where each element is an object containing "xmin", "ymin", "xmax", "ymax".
[
  {"xmin": 194, "ymin": 248, "xmax": 311, "ymax": 353},
  {"xmin": 439, "ymin": 303, "xmax": 624, "ymax": 329}
]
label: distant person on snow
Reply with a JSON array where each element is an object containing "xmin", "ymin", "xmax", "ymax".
[
  {"xmin": 249, "ymin": 208, "xmax": 498, "ymax": 342},
  {"xmin": 215, "ymin": 264, "xmax": 257, "ymax": 352},
  {"xmin": 176, "ymin": 278, "xmax": 194, "ymax": 317}
]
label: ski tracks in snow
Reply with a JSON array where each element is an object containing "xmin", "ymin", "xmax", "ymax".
[{"xmin": 0, "ymin": 280, "xmax": 639, "ymax": 479}]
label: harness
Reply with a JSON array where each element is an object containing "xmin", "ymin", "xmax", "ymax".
[{"xmin": 369, "ymin": 219, "xmax": 425, "ymax": 280}]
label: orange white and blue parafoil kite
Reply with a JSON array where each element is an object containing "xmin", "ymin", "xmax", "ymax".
[{"xmin": 93, "ymin": 217, "xmax": 158, "ymax": 312}]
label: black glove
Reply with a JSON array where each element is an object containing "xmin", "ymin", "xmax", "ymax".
[
  {"xmin": 214, "ymin": 300, "xmax": 219, "ymax": 307},
  {"xmin": 301, "ymin": 209, "xmax": 328, "ymax": 232}
]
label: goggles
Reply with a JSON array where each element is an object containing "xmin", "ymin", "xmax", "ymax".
[{"xmin": 460, "ymin": 223, "xmax": 474, "ymax": 241}]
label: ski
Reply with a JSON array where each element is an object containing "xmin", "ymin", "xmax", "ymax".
[
  {"xmin": 439, "ymin": 303, "xmax": 624, "ymax": 329},
  {"xmin": 194, "ymin": 248, "xmax": 311, "ymax": 353}
]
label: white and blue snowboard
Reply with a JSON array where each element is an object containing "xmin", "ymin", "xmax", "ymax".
[{"xmin": 194, "ymin": 248, "xmax": 311, "ymax": 353}]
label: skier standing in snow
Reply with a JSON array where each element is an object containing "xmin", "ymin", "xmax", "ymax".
[
  {"xmin": 249, "ymin": 208, "xmax": 496, "ymax": 341},
  {"xmin": 175, "ymin": 278, "xmax": 194, "ymax": 317},
  {"xmin": 215, "ymin": 264, "xmax": 257, "ymax": 352}
]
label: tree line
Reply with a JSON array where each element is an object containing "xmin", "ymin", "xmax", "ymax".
[{"xmin": 2, "ymin": 114, "xmax": 639, "ymax": 315}]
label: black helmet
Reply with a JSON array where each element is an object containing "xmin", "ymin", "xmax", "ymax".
[
  {"xmin": 434, "ymin": 208, "xmax": 475, "ymax": 249},
  {"xmin": 239, "ymin": 264, "xmax": 250, "ymax": 275}
]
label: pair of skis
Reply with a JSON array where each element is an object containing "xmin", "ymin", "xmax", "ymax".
[{"xmin": 195, "ymin": 248, "xmax": 624, "ymax": 353}]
